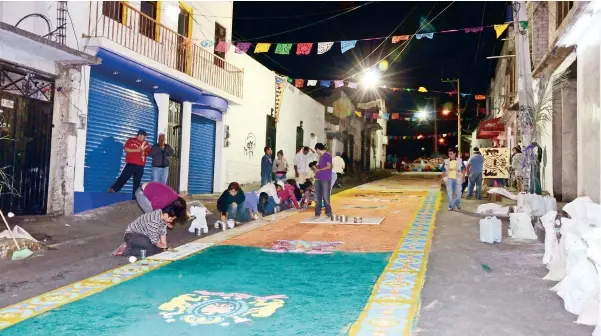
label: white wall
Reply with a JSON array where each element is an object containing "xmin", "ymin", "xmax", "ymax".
[{"xmin": 222, "ymin": 52, "xmax": 325, "ymax": 189}]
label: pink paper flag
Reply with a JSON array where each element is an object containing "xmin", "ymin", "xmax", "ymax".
[
  {"xmin": 296, "ymin": 43, "xmax": 313, "ymax": 55},
  {"xmin": 334, "ymin": 80, "xmax": 344, "ymax": 88},
  {"xmin": 215, "ymin": 41, "xmax": 228, "ymax": 53},
  {"xmin": 347, "ymin": 82, "xmax": 358, "ymax": 89}
]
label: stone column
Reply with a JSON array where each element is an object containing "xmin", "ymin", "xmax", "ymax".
[
  {"xmin": 47, "ymin": 64, "xmax": 85, "ymax": 216},
  {"xmin": 552, "ymin": 79, "xmax": 563, "ymax": 200}
]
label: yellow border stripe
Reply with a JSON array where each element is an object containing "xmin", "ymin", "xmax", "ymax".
[{"xmin": 349, "ymin": 188, "xmax": 441, "ymax": 335}]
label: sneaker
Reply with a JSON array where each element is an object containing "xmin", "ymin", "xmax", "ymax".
[
  {"xmin": 456, "ymin": 205, "xmax": 461, "ymax": 211},
  {"xmin": 448, "ymin": 207, "xmax": 453, "ymax": 211}
]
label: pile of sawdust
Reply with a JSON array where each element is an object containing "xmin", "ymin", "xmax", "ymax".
[{"xmin": 0, "ymin": 238, "xmax": 44, "ymax": 259}]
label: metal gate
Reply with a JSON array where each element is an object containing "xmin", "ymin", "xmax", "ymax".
[
  {"xmin": 166, "ymin": 100, "xmax": 182, "ymax": 191},
  {"xmin": 0, "ymin": 65, "xmax": 54, "ymax": 215}
]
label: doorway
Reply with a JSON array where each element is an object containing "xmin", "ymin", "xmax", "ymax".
[
  {"xmin": 295, "ymin": 124, "xmax": 304, "ymax": 151},
  {"xmin": 176, "ymin": 4, "xmax": 191, "ymax": 74},
  {"xmin": 265, "ymin": 114, "xmax": 277, "ymax": 159},
  {"xmin": 214, "ymin": 23, "xmax": 226, "ymax": 68},
  {"xmin": 0, "ymin": 93, "xmax": 53, "ymax": 215},
  {"xmin": 166, "ymin": 100, "xmax": 182, "ymax": 191}
]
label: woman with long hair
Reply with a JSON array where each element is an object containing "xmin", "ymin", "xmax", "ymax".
[{"xmin": 272, "ymin": 150, "xmax": 289, "ymax": 182}]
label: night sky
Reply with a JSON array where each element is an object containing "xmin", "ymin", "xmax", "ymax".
[{"xmin": 232, "ymin": 1, "xmax": 508, "ymax": 160}]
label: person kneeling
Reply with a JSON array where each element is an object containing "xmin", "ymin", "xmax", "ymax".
[{"xmin": 123, "ymin": 201, "xmax": 186, "ymax": 257}]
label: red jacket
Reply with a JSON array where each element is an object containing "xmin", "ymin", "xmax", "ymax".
[
  {"xmin": 124, "ymin": 138, "xmax": 150, "ymax": 166},
  {"xmin": 277, "ymin": 184, "xmax": 300, "ymax": 209}
]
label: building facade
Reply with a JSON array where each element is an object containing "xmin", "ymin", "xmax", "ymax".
[
  {"xmin": 0, "ymin": 1, "xmax": 326, "ymax": 216},
  {"xmin": 527, "ymin": 1, "xmax": 600, "ymax": 202}
]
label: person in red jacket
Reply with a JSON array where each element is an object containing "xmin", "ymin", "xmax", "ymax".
[{"xmin": 109, "ymin": 129, "xmax": 151, "ymax": 199}]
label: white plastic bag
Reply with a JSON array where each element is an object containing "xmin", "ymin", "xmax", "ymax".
[
  {"xmin": 544, "ymin": 232, "xmax": 566, "ymax": 281},
  {"xmin": 477, "ymin": 203, "xmax": 502, "ymax": 214},
  {"xmin": 563, "ymin": 196, "xmax": 594, "ymax": 220},
  {"xmin": 487, "ymin": 187, "xmax": 518, "ymax": 200},
  {"xmin": 517, "ymin": 192, "xmax": 527, "ymax": 208},
  {"xmin": 554, "ymin": 257, "xmax": 598, "ymax": 315},
  {"xmin": 541, "ymin": 211, "xmax": 558, "ymax": 264},
  {"xmin": 509, "ymin": 213, "xmax": 537, "ymax": 239},
  {"xmin": 529, "ymin": 195, "xmax": 547, "ymax": 217},
  {"xmin": 0, "ymin": 225, "xmax": 38, "ymax": 242},
  {"xmin": 544, "ymin": 196, "xmax": 558, "ymax": 214},
  {"xmin": 480, "ymin": 216, "xmax": 502, "ymax": 244}
]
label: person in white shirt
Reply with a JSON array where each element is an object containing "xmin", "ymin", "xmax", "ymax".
[
  {"xmin": 332, "ymin": 152, "xmax": 345, "ymax": 188},
  {"xmin": 294, "ymin": 146, "xmax": 316, "ymax": 183},
  {"xmin": 258, "ymin": 181, "xmax": 283, "ymax": 204}
]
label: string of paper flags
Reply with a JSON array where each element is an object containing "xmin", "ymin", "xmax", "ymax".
[
  {"xmin": 387, "ymin": 133, "xmax": 458, "ymax": 140},
  {"xmin": 325, "ymin": 108, "xmax": 472, "ymax": 121},
  {"xmin": 196, "ymin": 22, "xmax": 518, "ymax": 56},
  {"xmin": 288, "ymin": 75, "xmax": 486, "ymax": 99}
]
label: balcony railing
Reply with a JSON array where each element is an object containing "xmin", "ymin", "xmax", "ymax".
[{"xmin": 86, "ymin": 1, "xmax": 243, "ymax": 99}]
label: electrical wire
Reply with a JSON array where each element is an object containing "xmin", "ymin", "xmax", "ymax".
[
  {"xmin": 14, "ymin": 14, "xmax": 52, "ymax": 36},
  {"xmin": 242, "ymin": 2, "xmax": 375, "ymax": 41},
  {"xmin": 192, "ymin": 5, "xmax": 371, "ymax": 20},
  {"xmin": 66, "ymin": 6, "xmax": 80, "ymax": 50}
]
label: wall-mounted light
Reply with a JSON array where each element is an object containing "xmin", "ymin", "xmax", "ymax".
[
  {"xmin": 112, "ymin": 71, "xmax": 119, "ymax": 75},
  {"xmin": 136, "ymin": 79, "xmax": 142, "ymax": 83},
  {"xmin": 153, "ymin": 85, "xmax": 159, "ymax": 89}
]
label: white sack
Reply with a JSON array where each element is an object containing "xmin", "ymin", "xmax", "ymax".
[
  {"xmin": 487, "ymin": 187, "xmax": 518, "ymax": 200},
  {"xmin": 544, "ymin": 196, "xmax": 558, "ymax": 213},
  {"xmin": 564, "ymin": 196, "xmax": 594, "ymax": 220},
  {"xmin": 541, "ymin": 211, "xmax": 558, "ymax": 264},
  {"xmin": 0, "ymin": 225, "xmax": 38, "ymax": 242},
  {"xmin": 509, "ymin": 213, "xmax": 537, "ymax": 239}
]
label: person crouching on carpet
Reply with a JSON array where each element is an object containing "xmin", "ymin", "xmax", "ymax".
[
  {"xmin": 217, "ymin": 182, "xmax": 251, "ymax": 224},
  {"xmin": 135, "ymin": 181, "xmax": 187, "ymax": 214},
  {"xmin": 122, "ymin": 201, "xmax": 187, "ymax": 257},
  {"xmin": 277, "ymin": 180, "xmax": 300, "ymax": 210},
  {"xmin": 258, "ymin": 192, "xmax": 277, "ymax": 216}
]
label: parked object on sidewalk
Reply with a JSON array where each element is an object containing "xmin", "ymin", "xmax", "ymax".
[
  {"xmin": 508, "ymin": 213, "xmax": 537, "ymax": 239},
  {"xmin": 0, "ymin": 210, "xmax": 33, "ymax": 260},
  {"xmin": 479, "ymin": 216, "xmax": 502, "ymax": 244},
  {"xmin": 188, "ymin": 206, "xmax": 208, "ymax": 234},
  {"xmin": 544, "ymin": 196, "xmax": 558, "ymax": 213},
  {"xmin": 487, "ymin": 187, "xmax": 518, "ymax": 200}
]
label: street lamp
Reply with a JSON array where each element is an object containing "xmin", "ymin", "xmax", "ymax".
[
  {"xmin": 362, "ymin": 69, "xmax": 380, "ymax": 89},
  {"xmin": 442, "ymin": 109, "xmax": 450, "ymax": 115},
  {"xmin": 416, "ymin": 110, "xmax": 428, "ymax": 121}
]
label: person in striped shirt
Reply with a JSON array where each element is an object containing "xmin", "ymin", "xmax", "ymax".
[{"xmin": 122, "ymin": 200, "xmax": 186, "ymax": 257}]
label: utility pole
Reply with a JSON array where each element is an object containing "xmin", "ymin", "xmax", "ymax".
[
  {"xmin": 426, "ymin": 96, "xmax": 438, "ymax": 153},
  {"xmin": 512, "ymin": 1, "xmax": 536, "ymax": 192},
  {"xmin": 442, "ymin": 78, "xmax": 461, "ymax": 153}
]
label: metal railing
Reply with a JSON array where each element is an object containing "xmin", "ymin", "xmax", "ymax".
[{"xmin": 87, "ymin": 1, "xmax": 243, "ymax": 99}]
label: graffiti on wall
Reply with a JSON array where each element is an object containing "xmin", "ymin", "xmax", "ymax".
[{"xmin": 243, "ymin": 133, "xmax": 256, "ymax": 158}]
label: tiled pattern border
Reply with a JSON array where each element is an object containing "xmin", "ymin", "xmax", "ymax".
[{"xmin": 349, "ymin": 189, "xmax": 441, "ymax": 336}]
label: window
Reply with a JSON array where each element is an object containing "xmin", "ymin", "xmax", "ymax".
[
  {"xmin": 214, "ymin": 23, "xmax": 226, "ymax": 68},
  {"xmin": 102, "ymin": 1, "xmax": 124, "ymax": 22},
  {"xmin": 556, "ymin": 1, "xmax": 574, "ymax": 28},
  {"xmin": 140, "ymin": 1, "xmax": 158, "ymax": 40}
]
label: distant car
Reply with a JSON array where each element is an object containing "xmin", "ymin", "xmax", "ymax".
[{"xmin": 411, "ymin": 159, "xmax": 434, "ymax": 172}]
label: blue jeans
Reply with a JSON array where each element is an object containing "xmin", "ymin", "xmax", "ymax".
[
  {"xmin": 446, "ymin": 178, "xmax": 462, "ymax": 208},
  {"xmin": 467, "ymin": 173, "xmax": 483, "ymax": 199},
  {"xmin": 315, "ymin": 179, "xmax": 332, "ymax": 216},
  {"xmin": 260, "ymin": 175, "xmax": 271, "ymax": 187},
  {"xmin": 152, "ymin": 167, "xmax": 169, "ymax": 184},
  {"xmin": 227, "ymin": 203, "xmax": 251, "ymax": 222}
]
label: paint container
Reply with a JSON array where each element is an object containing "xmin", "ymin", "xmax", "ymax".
[
  {"xmin": 330, "ymin": 214, "xmax": 335, "ymax": 221},
  {"xmin": 342, "ymin": 215, "xmax": 348, "ymax": 222},
  {"xmin": 194, "ymin": 228, "xmax": 201, "ymax": 236},
  {"xmin": 357, "ymin": 217, "xmax": 363, "ymax": 223},
  {"xmin": 140, "ymin": 249, "xmax": 146, "ymax": 259},
  {"xmin": 354, "ymin": 217, "xmax": 358, "ymax": 223}
]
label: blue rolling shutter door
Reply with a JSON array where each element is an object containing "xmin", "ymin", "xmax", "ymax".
[
  {"xmin": 188, "ymin": 115, "xmax": 216, "ymax": 194},
  {"xmin": 84, "ymin": 71, "xmax": 157, "ymax": 194}
]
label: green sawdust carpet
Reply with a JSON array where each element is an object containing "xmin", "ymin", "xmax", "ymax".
[{"xmin": 4, "ymin": 245, "xmax": 390, "ymax": 336}]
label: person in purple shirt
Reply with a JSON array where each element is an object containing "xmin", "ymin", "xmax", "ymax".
[
  {"xmin": 312, "ymin": 143, "xmax": 333, "ymax": 218},
  {"xmin": 135, "ymin": 182, "xmax": 187, "ymax": 216}
]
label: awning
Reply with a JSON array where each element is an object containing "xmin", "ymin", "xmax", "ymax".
[
  {"xmin": 477, "ymin": 117, "xmax": 505, "ymax": 139},
  {"xmin": 326, "ymin": 131, "xmax": 349, "ymax": 140}
]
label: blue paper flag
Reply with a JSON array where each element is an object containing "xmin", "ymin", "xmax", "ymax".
[
  {"xmin": 341, "ymin": 40, "xmax": 357, "ymax": 53},
  {"xmin": 320, "ymin": 80, "xmax": 331, "ymax": 87},
  {"xmin": 415, "ymin": 33, "xmax": 434, "ymax": 40}
]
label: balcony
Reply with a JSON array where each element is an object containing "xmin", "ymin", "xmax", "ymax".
[{"xmin": 86, "ymin": 1, "xmax": 243, "ymax": 99}]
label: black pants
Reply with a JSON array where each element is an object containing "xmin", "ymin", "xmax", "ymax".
[
  {"xmin": 123, "ymin": 232, "xmax": 162, "ymax": 257},
  {"xmin": 111, "ymin": 163, "xmax": 144, "ymax": 199}
]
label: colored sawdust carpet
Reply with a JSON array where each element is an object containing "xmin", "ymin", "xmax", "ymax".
[
  {"xmin": 262, "ymin": 240, "xmax": 343, "ymax": 254},
  {"xmin": 2, "ymin": 245, "xmax": 390, "ymax": 336}
]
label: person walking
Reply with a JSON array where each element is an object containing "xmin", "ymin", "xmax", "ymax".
[
  {"xmin": 261, "ymin": 146, "xmax": 273, "ymax": 186},
  {"xmin": 442, "ymin": 147, "xmax": 465, "ymax": 211},
  {"xmin": 313, "ymin": 143, "xmax": 333, "ymax": 218},
  {"xmin": 272, "ymin": 150, "xmax": 289, "ymax": 182},
  {"xmin": 332, "ymin": 152, "xmax": 345, "ymax": 188},
  {"xmin": 149, "ymin": 133, "xmax": 174, "ymax": 185},
  {"xmin": 109, "ymin": 129, "xmax": 150, "ymax": 200},
  {"xmin": 466, "ymin": 147, "xmax": 485, "ymax": 200},
  {"xmin": 294, "ymin": 146, "xmax": 316, "ymax": 183}
]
